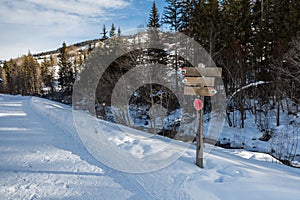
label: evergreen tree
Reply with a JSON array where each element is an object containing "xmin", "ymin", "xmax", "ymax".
[
  {"xmin": 117, "ymin": 26, "xmax": 121, "ymax": 37},
  {"xmin": 0, "ymin": 66, "xmax": 7, "ymax": 93},
  {"xmin": 20, "ymin": 53, "xmax": 41, "ymax": 95},
  {"xmin": 4, "ymin": 59, "xmax": 20, "ymax": 94},
  {"xmin": 163, "ymin": 0, "xmax": 181, "ymax": 31},
  {"xmin": 143, "ymin": 1, "xmax": 169, "ymax": 132},
  {"xmin": 109, "ymin": 23, "xmax": 116, "ymax": 37},
  {"xmin": 288, "ymin": 0, "xmax": 300, "ymax": 40},
  {"xmin": 163, "ymin": 0, "xmax": 182, "ymax": 90},
  {"xmin": 147, "ymin": 1, "xmax": 161, "ymax": 44},
  {"xmin": 116, "ymin": 26, "xmax": 124, "ymax": 45},
  {"xmin": 146, "ymin": 1, "xmax": 166, "ymax": 60},
  {"xmin": 41, "ymin": 55, "xmax": 55, "ymax": 93},
  {"xmin": 73, "ymin": 53, "xmax": 82, "ymax": 80},
  {"xmin": 58, "ymin": 42, "xmax": 74, "ymax": 95},
  {"xmin": 178, "ymin": 0, "xmax": 195, "ymax": 35},
  {"xmin": 219, "ymin": 0, "xmax": 253, "ymax": 128},
  {"xmin": 2, "ymin": 61, "xmax": 11, "ymax": 93},
  {"xmin": 193, "ymin": 0, "xmax": 221, "ymax": 58},
  {"xmin": 148, "ymin": 2, "xmax": 160, "ymax": 28},
  {"xmin": 101, "ymin": 24, "xmax": 108, "ymax": 40}
]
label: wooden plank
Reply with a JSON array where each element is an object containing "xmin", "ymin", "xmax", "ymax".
[
  {"xmin": 196, "ymin": 96, "xmax": 204, "ymax": 168},
  {"xmin": 182, "ymin": 67, "xmax": 222, "ymax": 77},
  {"xmin": 184, "ymin": 86, "xmax": 217, "ymax": 96},
  {"xmin": 183, "ymin": 77, "xmax": 215, "ymax": 87}
]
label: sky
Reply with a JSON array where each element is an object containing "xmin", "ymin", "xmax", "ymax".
[{"xmin": 0, "ymin": 0, "xmax": 166, "ymax": 60}]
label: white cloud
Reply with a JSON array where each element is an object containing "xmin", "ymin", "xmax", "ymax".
[
  {"xmin": 0, "ymin": 0, "xmax": 132, "ymax": 60},
  {"xmin": 0, "ymin": 0, "xmax": 166, "ymax": 60},
  {"xmin": 0, "ymin": 0, "xmax": 130, "ymax": 26}
]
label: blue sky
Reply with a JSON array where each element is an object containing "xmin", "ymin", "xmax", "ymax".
[{"xmin": 0, "ymin": 0, "xmax": 166, "ymax": 60}]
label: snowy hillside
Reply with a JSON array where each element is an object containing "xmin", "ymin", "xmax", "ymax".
[{"xmin": 1, "ymin": 95, "xmax": 300, "ymax": 199}]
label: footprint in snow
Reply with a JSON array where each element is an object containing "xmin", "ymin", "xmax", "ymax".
[{"xmin": 214, "ymin": 176, "xmax": 224, "ymax": 183}]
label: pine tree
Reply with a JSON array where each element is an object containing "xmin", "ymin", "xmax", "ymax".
[
  {"xmin": 32, "ymin": 56, "xmax": 42, "ymax": 95},
  {"xmin": 178, "ymin": 0, "xmax": 195, "ymax": 35},
  {"xmin": 73, "ymin": 53, "xmax": 82, "ymax": 80},
  {"xmin": 0, "ymin": 67, "xmax": 7, "ymax": 93},
  {"xmin": 58, "ymin": 42, "xmax": 74, "ymax": 95},
  {"xmin": 117, "ymin": 26, "xmax": 121, "ymax": 37},
  {"xmin": 193, "ymin": 0, "xmax": 220, "ymax": 57},
  {"xmin": 22, "ymin": 53, "xmax": 42, "ymax": 95},
  {"xmin": 148, "ymin": 2, "xmax": 160, "ymax": 28},
  {"xmin": 3, "ymin": 59, "xmax": 17, "ymax": 94},
  {"xmin": 41, "ymin": 55, "xmax": 55, "ymax": 94},
  {"xmin": 101, "ymin": 24, "xmax": 108, "ymax": 40},
  {"xmin": 144, "ymin": 1, "xmax": 169, "ymax": 133},
  {"xmin": 219, "ymin": 0, "xmax": 253, "ymax": 128},
  {"xmin": 163, "ymin": 0, "xmax": 182, "ymax": 90},
  {"xmin": 163, "ymin": 0, "xmax": 181, "ymax": 31},
  {"xmin": 288, "ymin": 0, "xmax": 300, "ymax": 40},
  {"xmin": 116, "ymin": 26, "xmax": 124, "ymax": 46},
  {"xmin": 109, "ymin": 23, "xmax": 116, "ymax": 37},
  {"xmin": 146, "ymin": 1, "xmax": 167, "ymax": 61},
  {"xmin": 147, "ymin": 1, "xmax": 161, "ymax": 44}
]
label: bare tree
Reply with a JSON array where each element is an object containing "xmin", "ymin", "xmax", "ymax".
[{"xmin": 271, "ymin": 35, "xmax": 300, "ymax": 114}]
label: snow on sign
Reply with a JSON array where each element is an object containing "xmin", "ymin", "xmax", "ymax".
[{"xmin": 193, "ymin": 98, "xmax": 203, "ymax": 110}]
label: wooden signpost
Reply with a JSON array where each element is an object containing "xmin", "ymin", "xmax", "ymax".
[
  {"xmin": 182, "ymin": 67, "xmax": 222, "ymax": 77},
  {"xmin": 183, "ymin": 77, "xmax": 215, "ymax": 87},
  {"xmin": 184, "ymin": 87, "xmax": 217, "ymax": 96},
  {"xmin": 182, "ymin": 66, "xmax": 222, "ymax": 168}
]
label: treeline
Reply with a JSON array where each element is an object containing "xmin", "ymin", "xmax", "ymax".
[
  {"xmin": 0, "ymin": 0, "xmax": 299, "ymax": 131},
  {"xmin": 33, "ymin": 38, "xmax": 101, "ymax": 58},
  {"xmin": 92, "ymin": 1, "xmax": 300, "ymax": 133},
  {"xmin": 0, "ymin": 54, "xmax": 43, "ymax": 96},
  {"xmin": 98, "ymin": 0, "xmax": 299, "ymax": 131},
  {"xmin": 0, "ymin": 23, "xmax": 122, "ymax": 103},
  {"xmin": 161, "ymin": 0, "xmax": 299, "ymax": 129},
  {"xmin": 0, "ymin": 43, "xmax": 85, "ymax": 103}
]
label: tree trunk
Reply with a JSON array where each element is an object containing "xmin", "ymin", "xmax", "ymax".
[{"xmin": 196, "ymin": 97, "xmax": 204, "ymax": 168}]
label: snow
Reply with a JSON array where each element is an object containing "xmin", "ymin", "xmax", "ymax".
[
  {"xmin": 228, "ymin": 81, "xmax": 270, "ymax": 100},
  {"xmin": 1, "ymin": 94, "xmax": 300, "ymax": 199},
  {"xmin": 221, "ymin": 97, "xmax": 300, "ymax": 165}
]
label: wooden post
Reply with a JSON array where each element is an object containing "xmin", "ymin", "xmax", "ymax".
[
  {"xmin": 196, "ymin": 96, "xmax": 204, "ymax": 168},
  {"xmin": 182, "ymin": 66, "xmax": 222, "ymax": 169}
]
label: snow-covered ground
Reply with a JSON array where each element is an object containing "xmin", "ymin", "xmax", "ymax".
[{"xmin": 1, "ymin": 94, "xmax": 300, "ymax": 199}]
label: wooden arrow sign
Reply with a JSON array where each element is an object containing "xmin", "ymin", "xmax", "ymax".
[
  {"xmin": 184, "ymin": 87, "xmax": 218, "ymax": 96},
  {"xmin": 183, "ymin": 77, "xmax": 215, "ymax": 87},
  {"xmin": 182, "ymin": 67, "xmax": 222, "ymax": 77}
]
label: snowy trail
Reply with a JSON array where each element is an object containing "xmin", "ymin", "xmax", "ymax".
[
  {"xmin": 1, "ymin": 95, "xmax": 300, "ymax": 199},
  {"xmin": 0, "ymin": 95, "xmax": 135, "ymax": 199},
  {"xmin": 0, "ymin": 95, "xmax": 188, "ymax": 199}
]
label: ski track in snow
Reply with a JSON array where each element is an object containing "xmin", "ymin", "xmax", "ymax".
[{"xmin": 0, "ymin": 95, "xmax": 300, "ymax": 199}]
